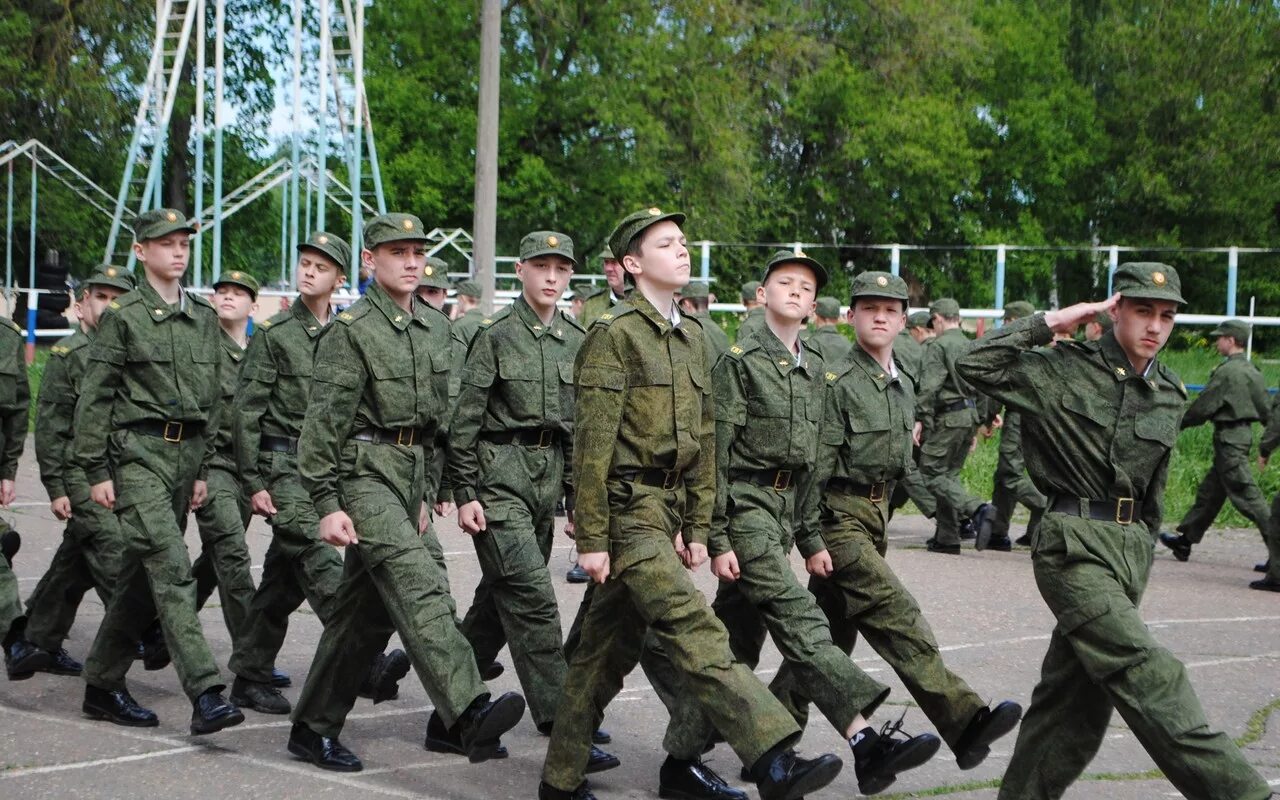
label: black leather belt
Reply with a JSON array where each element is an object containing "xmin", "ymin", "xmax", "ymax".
[
  {"xmin": 942, "ymin": 398, "xmax": 977, "ymax": 413},
  {"xmin": 481, "ymin": 429, "xmax": 561, "ymax": 448},
  {"xmin": 730, "ymin": 468, "xmax": 803, "ymax": 492},
  {"xmin": 260, "ymin": 435, "xmax": 298, "ymax": 454},
  {"xmin": 1049, "ymin": 496, "xmax": 1140, "ymax": 525},
  {"xmin": 826, "ymin": 477, "xmax": 891, "ymax": 502},
  {"xmin": 350, "ymin": 426, "xmax": 426, "ymax": 447},
  {"xmin": 620, "ymin": 468, "xmax": 683, "ymax": 490},
  {"xmin": 127, "ymin": 419, "xmax": 203, "ymax": 443}
]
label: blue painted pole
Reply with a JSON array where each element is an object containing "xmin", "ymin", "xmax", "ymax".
[
  {"xmin": 1107, "ymin": 245, "xmax": 1118, "ymax": 296},
  {"xmin": 26, "ymin": 158, "xmax": 36, "ymax": 360},
  {"xmin": 1226, "ymin": 246, "xmax": 1238, "ymax": 316},
  {"xmin": 994, "ymin": 244, "xmax": 1006, "ymax": 327},
  {"xmin": 700, "ymin": 241, "xmax": 710, "ymax": 283},
  {"xmin": 890, "ymin": 244, "xmax": 900, "ymax": 276}
]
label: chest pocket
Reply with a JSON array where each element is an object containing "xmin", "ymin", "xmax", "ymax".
[
  {"xmin": 1062, "ymin": 391, "xmax": 1116, "ymax": 430},
  {"xmin": 369, "ymin": 357, "xmax": 414, "ymax": 421},
  {"xmin": 1133, "ymin": 407, "xmax": 1178, "ymax": 448},
  {"xmin": 0, "ymin": 357, "xmax": 20, "ymax": 405}
]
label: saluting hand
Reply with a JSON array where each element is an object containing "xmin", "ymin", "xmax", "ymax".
[
  {"xmin": 319, "ymin": 510, "xmax": 358, "ymax": 546},
  {"xmin": 1043, "ymin": 294, "xmax": 1119, "ymax": 334}
]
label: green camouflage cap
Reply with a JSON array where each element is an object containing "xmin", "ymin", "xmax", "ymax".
[
  {"xmin": 762, "ymin": 249, "xmax": 829, "ymax": 291},
  {"xmin": 815, "ymin": 296, "xmax": 842, "ymax": 318},
  {"xmin": 929, "ymin": 298, "xmax": 961, "ymax": 318},
  {"xmin": 519, "ymin": 230, "xmax": 576, "ymax": 265},
  {"xmin": 132, "ymin": 208, "xmax": 196, "ymax": 242},
  {"xmin": 907, "ymin": 310, "xmax": 932, "ymax": 329},
  {"xmin": 1003, "ymin": 300, "xmax": 1035, "ymax": 321},
  {"xmin": 741, "ymin": 280, "xmax": 762, "ymax": 303},
  {"xmin": 1112, "ymin": 262, "xmax": 1185, "ymax": 304},
  {"xmin": 454, "ymin": 279, "xmax": 482, "ymax": 299},
  {"xmin": 681, "ymin": 281, "xmax": 711, "ymax": 300},
  {"xmin": 851, "ymin": 271, "xmax": 909, "ymax": 304},
  {"xmin": 213, "ymin": 269, "xmax": 261, "ymax": 300},
  {"xmin": 607, "ymin": 207, "xmax": 686, "ymax": 261},
  {"xmin": 83, "ymin": 264, "xmax": 135, "ymax": 293},
  {"xmin": 1210, "ymin": 319, "xmax": 1250, "ymax": 342},
  {"xmin": 363, "ymin": 212, "xmax": 429, "ymax": 248},
  {"xmin": 419, "ymin": 256, "xmax": 451, "ymax": 289},
  {"xmin": 599, "ymin": 246, "xmax": 615, "ymax": 262},
  {"xmin": 1092, "ymin": 311, "xmax": 1114, "ymax": 330},
  {"xmin": 298, "ymin": 230, "xmax": 351, "ymax": 272}
]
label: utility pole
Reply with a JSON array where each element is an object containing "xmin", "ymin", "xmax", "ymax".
[{"xmin": 473, "ymin": 0, "xmax": 501, "ymax": 313}]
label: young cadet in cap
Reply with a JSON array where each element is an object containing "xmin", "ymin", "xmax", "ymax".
[
  {"xmin": 185, "ymin": 270, "xmax": 259, "ymax": 659},
  {"xmin": 540, "ymin": 207, "xmax": 842, "ymax": 800},
  {"xmin": 984, "ymin": 301, "xmax": 1047, "ymax": 551},
  {"xmin": 448, "ymin": 231, "xmax": 617, "ymax": 769},
  {"xmin": 1254, "ymin": 384, "xmax": 1280, "ymax": 591},
  {"xmin": 227, "ymin": 231, "xmax": 407, "ymax": 716},
  {"xmin": 578, "ymin": 247, "xmax": 627, "ymax": 327},
  {"xmin": 416, "ymin": 255, "xmax": 452, "ymax": 312},
  {"xmin": 804, "ymin": 296, "xmax": 852, "ymax": 365},
  {"xmin": 287, "ymin": 213, "xmax": 524, "ymax": 772},
  {"xmin": 11, "ymin": 268, "xmax": 129, "ymax": 678},
  {"xmin": 677, "ymin": 280, "xmax": 731, "ymax": 364},
  {"xmin": 773, "ymin": 271, "xmax": 1022, "ymax": 781},
  {"xmin": 74, "ymin": 208, "xmax": 243, "ymax": 734},
  {"xmin": 1158, "ymin": 318, "xmax": 1271, "ymax": 566},
  {"xmin": 957, "ymin": 263, "xmax": 1270, "ymax": 800},
  {"xmin": 736, "ymin": 280, "xmax": 766, "ymax": 341},
  {"xmin": 662, "ymin": 255, "xmax": 939, "ymax": 798},
  {"xmin": 916, "ymin": 298, "xmax": 997, "ymax": 553},
  {"xmin": 0, "ymin": 304, "xmax": 26, "ymax": 678}
]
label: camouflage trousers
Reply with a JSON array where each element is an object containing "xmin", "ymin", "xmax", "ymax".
[
  {"xmin": 191, "ymin": 465, "xmax": 256, "ymax": 650},
  {"xmin": 291, "ymin": 446, "xmax": 486, "ymax": 738},
  {"xmin": 919, "ymin": 419, "xmax": 984, "ymax": 546},
  {"xmin": 229, "ymin": 452, "xmax": 344, "ymax": 684},
  {"xmin": 1263, "ymin": 492, "xmax": 1280, "ymax": 584},
  {"xmin": 82, "ymin": 430, "xmax": 222, "ymax": 700},
  {"xmin": 663, "ymin": 481, "xmax": 889, "ymax": 759},
  {"xmin": 891, "ymin": 460, "xmax": 937, "ymax": 519},
  {"xmin": 773, "ymin": 490, "xmax": 986, "ymax": 753},
  {"xmin": 24, "ymin": 468, "xmax": 123, "ymax": 651},
  {"xmin": 459, "ymin": 442, "xmax": 566, "ymax": 727},
  {"xmin": 542, "ymin": 480, "xmax": 801, "ymax": 792},
  {"xmin": 999, "ymin": 512, "xmax": 1270, "ymax": 800},
  {"xmin": 0, "ymin": 538, "xmax": 20, "ymax": 643},
  {"xmin": 991, "ymin": 415, "xmax": 1046, "ymax": 540},
  {"xmin": 1177, "ymin": 429, "xmax": 1270, "ymax": 543}
]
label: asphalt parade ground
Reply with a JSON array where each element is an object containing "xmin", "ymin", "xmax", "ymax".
[{"xmin": 1, "ymin": 442, "xmax": 1277, "ymax": 799}]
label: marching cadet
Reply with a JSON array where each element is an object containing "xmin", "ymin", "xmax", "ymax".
[
  {"xmin": 189, "ymin": 271, "xmax": 259, "ymax": 657},
  {"xmin": 1159, "ymin": 319, "xmax": 1270, "ymax": 564},
  {"xmin": 956, "ymin": 263, "xmax": 1270, "ymax": 800},
  {"xmin": 448, "ymin": 230, "xmax": 616, "ymax": 770},
  {"xmin": 1255, "ymin": 382, "xmax": 1280, "ymax": 591},
  {"xmin": 0, "ymin": 306, "xmax": 30, "ymax": 677},
  {"xmin": 229, "ymin": 231, "xmax": 408, "ymax": 715},
  {"xmin": 677, "ymin": 280, "xmax": 731, "ymax": 363},
  {"xmin": 74, "ymin": 208, "xmax": 243, "ymax": 734},
  {"xmin": 661, "ymin": 254, "xmax": 939, "ymax": 799},
  {"xmin": 578, "ymin": 247, "xmax": 627, "ymax": 327},
  {"xmin": 540, "ymin": 208, "xmax": 843, "ymax": 800},
  {"xmin": 14, "ymin": 265, "xmax": 134, "ymax": 678},
  {"xmin": 888, "ymin": 310, "xmax": 937, "ymax": 522},
  {"xmin": 805, "ymin": 296, "xmax": 852, "ymax": 364},
  {"xmin": 985, "ymin": 301, "xmax": 1047, "ymax": 551},
  {"xmin": 772, "ymin": 272, "xmax": 1022, "ymax": 781},
  {"xmin": 916, "ymin": 298, "xmax": 996, "ymax": 553},
  {"xmin": 287, "ymin": 213, "xmax": 524, "ymax": 772},
  {"xmin": 416, "ymin": 255, "xmax": 452, "ymax": 312}
]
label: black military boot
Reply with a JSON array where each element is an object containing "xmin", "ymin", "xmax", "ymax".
[
  {"xmin": 954, "ymin": 700, "xmax": 1023, "ymax": 769},
  {"xmin": 231, "ymin": 676, "xmax": 291, "ymax": 714},
  {"xmin": 190, "ymin": 687, "xmax": 244, "ymax": 735},
  {"xmin": 658, "ymin": 755, "xmax": 746, "ymax": 800},
  {"xmin": 424, "ymin": 708, "xmax": 508, "ymax": 759},
  {"xmin": 750, "ymin": 746, "xmax": 843, "ymax": 800},
  {"xmin": 6, "ymin": 638, "xmax": 52, "ymax": 679},
  {"xmin": 1158, "ymin": 531, "xmax": 1192, "ymax": 561},
  {"xmin": 538, "ymin": 781, "xmax": 596, "ymax": 800},
  {"xmin": 357, "ymin": 648, "xmax": 410, "ymax": 703},
  {"xmin": 443, "ymin": 691, "xmax": 526, "ymax": 763},
  {"xmin": 83, "ymin": 684, "xmax": 158, "ymax": 727},
  {"xmin": 851, "ymin": 716, "xmax": 942, "ymax": 795},
  {"xmin": 35, "ymin": 646, "xmax": 83, "ymax": 676},
  {"xmin": 288, "ymin": 722, "xmax": 363, "ymax": 772}
]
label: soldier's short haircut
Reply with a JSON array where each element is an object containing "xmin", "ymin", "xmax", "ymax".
[{"xmin": 681, "ymin": 296, "xmax": 709, "ymax": 312}]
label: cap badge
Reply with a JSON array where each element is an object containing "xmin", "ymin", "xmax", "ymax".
[
  {"xmin": 106, "ymin": 267, "xmax": 117, "ymax": 277},
  {"xmin": 231, "ymin": 272, "xmax": 240, "ymax": 280},
  {"xmin": 795, "ymin": 248, "xmax": 806, "ymax": 257},
  {"xmin": 547, "ymin": 235, "xmax": 559, "ymax": 247},
  {"xmin": 402, "ymin": 219, "xmax": 414, "ymax": 230},
  {"xmin": 166, "ymin": 211, "xmax": 178, "ymax": 222},
  {"xmin": 1152, "ymin": 271, "xmax": 1166, "ymax": 286},
  {"xmin": 648, "ymin": 207, "xmax": 661, "ymax": 215},
  {"xmin": 876, "ymin": 276, "xmax": 888, "ymax": 287},
  {"xmin": 424, "ymin": 266, "xmax": 434, "ymax": 276},
  {"xmin": 317, "ymin": 235, "xmax": 328, "ymax": 245}
]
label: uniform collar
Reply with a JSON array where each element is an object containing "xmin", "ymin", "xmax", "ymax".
[
  {"xmin": 627, "ymin": 292, "xmax": 690, "ymax": 340},
  {"xmin": 138, "ymin": 277, "xmax": 193, "ymax": 323},
  {"xmin": 219, "ymin": 327, "xmax": 246, "ymax": 361},
  {"xmin": 291, "ymin": 297, "xmax": 331, "ymax": 338},
  {"xmin": 758, "ymin": 326, "xmax": 810, "ymax": 376},
  {"xmin": 1099, "ymin": 330, "xmax": 1156, "ymax": 382},
  {"xmin": 939, "ymin": 327, "xmax": 967, "ymax": 340},
  {"xmin": 850, "ymin": 344, "xmax": 897, "ymax": 391},
  {"xmin": 512, "ymin": 294, "xmax": 567, "ymax": 340},
  {"xmin": 366, "ymin": 281, "xmax": 420, "ymax": 331}
]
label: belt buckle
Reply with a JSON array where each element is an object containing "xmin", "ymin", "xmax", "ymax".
[
  {"xmin": 1115, "ymin": 497, "xmax": 1135, "ymax": 525},
  {"xmin": 537, "ymin": 429, "xmax": 554, "ymax": 449},
  {"xmin": 396, "ymin": 427, "xmax": 416, "ymax": 447},
  {"xmin": 661, "ymin": 469, "xmax": 679, "ymax": 491},
  {"xmin": 772, "ymin": 470, "xmax": 792, "ymax": 491},
  {"xmin": 162, "ymin": 421, "xmax": 183, "ymax": 443},
  {"xmin": 868, "ymin": 481, "xmax": 886, "ymax": 502}
]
